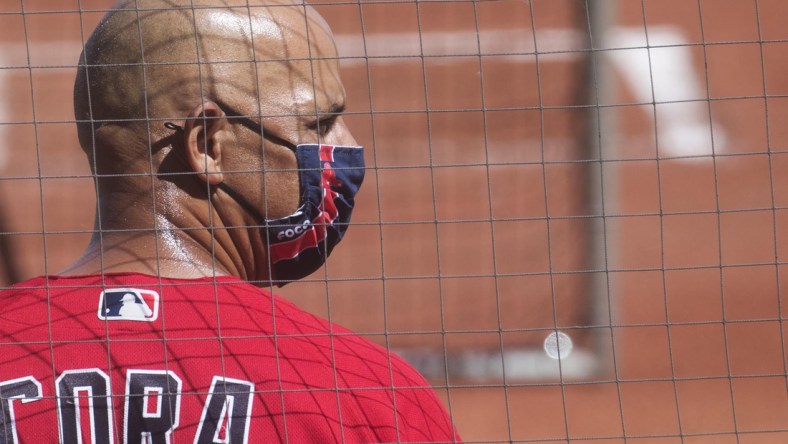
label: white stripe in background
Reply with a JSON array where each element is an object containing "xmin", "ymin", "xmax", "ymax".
[
  {"xmin": 604, "ymin": 27, "xmax": 727, "ymax": 158},
  {"xmin": 333, "ymin": 28, "xmax": 585, "ymax": 61}
]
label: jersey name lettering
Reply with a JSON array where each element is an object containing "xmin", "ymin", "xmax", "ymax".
[
  {"xmin": 56, "ymin": 369, "xmax": 114, "ymax": 444},
  {"xmin": 0, "ymin": 370, "xmax": 253, "ymax": 444},
  {"xmin": 0, "ymin": 376, "xmax": 42, "ymax": 444}
]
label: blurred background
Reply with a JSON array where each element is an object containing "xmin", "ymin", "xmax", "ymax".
[{"xmin": 2, "ymin": 0, "xmax": 788, "ymax": 441}]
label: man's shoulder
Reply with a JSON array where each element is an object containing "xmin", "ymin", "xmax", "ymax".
[{"xmin": 272, "ymin": 298, "xmax": 439, "ymax": 397}]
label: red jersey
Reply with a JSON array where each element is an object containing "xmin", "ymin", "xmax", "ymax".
[{"xmin": 0, "ymin": 273, "xmax": 459, "ymax": 443}]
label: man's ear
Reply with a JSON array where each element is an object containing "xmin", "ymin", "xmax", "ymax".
[{"xmin": 182, "ymin": 101, "xmax": 227, "ymax": 186}]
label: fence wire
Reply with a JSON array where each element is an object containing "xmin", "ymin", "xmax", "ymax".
[{"xmin": 1, "ymin": 0, "xmax": 788, "ymax": 442}]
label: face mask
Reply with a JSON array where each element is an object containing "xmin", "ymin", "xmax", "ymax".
[
  {"xmin": 219, "ymin": 144, "xmax": 365, "ymax": 285},
  {"xmin": 165, "ymin": 109, "xmax": 365, "ymax": 286}
]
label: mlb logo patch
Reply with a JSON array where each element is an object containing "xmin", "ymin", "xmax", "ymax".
[{"xmin": 98, "ymin": 288, "xmax": 160, "ymax": 322}]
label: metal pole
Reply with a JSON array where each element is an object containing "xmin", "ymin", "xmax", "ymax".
[{"xmin": 586, "ymin": 0, "xmax": 618, "ymax": 375}]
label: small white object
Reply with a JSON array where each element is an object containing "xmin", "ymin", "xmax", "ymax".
[{"xmin": 544, "ymin": 331, "xmax": 573, "ymax": 360}]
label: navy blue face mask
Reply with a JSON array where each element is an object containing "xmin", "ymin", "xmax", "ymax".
[
  {"xmin": 166, "ymin": 105, "xmax": 365, "ymax": 286},
  {"xmin": 220, "ymin": 144, "xmax": 365, "ymax": 285}
]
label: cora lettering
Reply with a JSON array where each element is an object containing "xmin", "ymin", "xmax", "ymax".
[
  {"xmin": 0, "ymin": 369, "xmax": 253, "ymax": 444},
  {"xmin": 276, "ymin": 219, "xmax": 312, "ymax": 241}
]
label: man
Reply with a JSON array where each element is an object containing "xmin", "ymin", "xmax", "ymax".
[{"xmin": 0, "ymin": 0, "xmax": 459, "ymax": 442}]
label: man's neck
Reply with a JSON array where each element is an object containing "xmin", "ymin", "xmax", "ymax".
[
  {"xmin": 59, "ymin": 204, "xmax": 251, "ymax": 280},
  {"xmin": 60, "ymin": 229, "xmax": 230, "ymax": 278}
]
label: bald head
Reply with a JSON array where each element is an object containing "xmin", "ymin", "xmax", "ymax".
[
  {"xmin": 66, "ymin": 0, "xmax": 358, "ymax": 281},
  {"xmin": 74, "ymin": 0, "xmax": 342, "ymax": 172}
]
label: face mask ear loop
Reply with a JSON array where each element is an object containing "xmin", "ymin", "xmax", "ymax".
[{"xmin": 164, "ymin": 122, "xmax": 184, "ymax": 133}]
